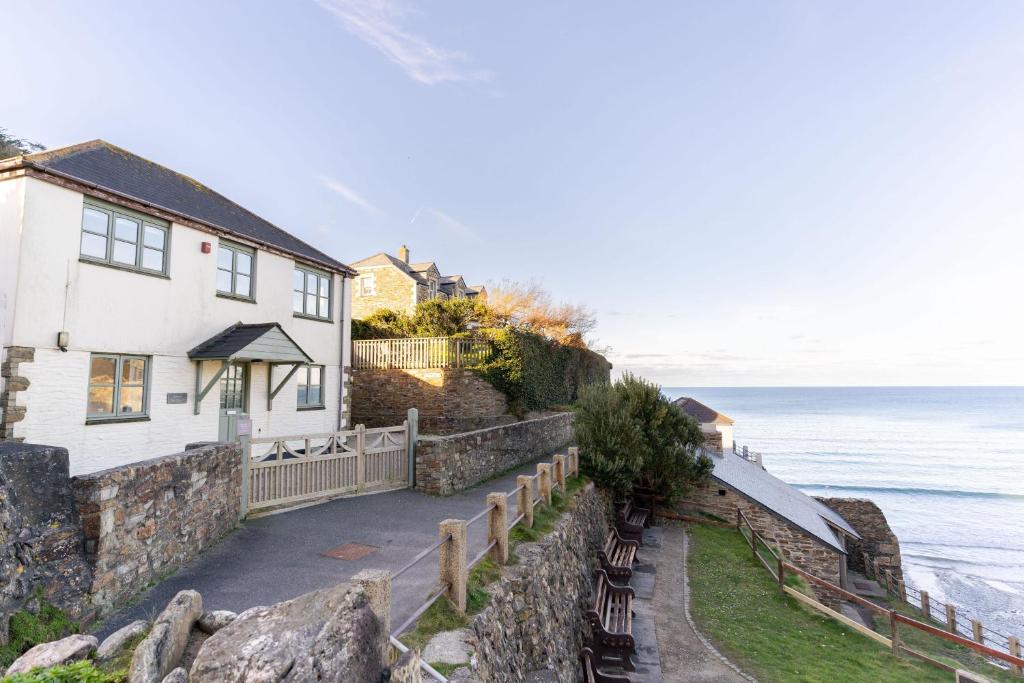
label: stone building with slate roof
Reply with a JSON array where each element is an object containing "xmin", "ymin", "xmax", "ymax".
[
  {"xmin": 0, "ymin": 140, "xmax": 356, "ymax": 474},
  {"xmin": 350, "ymin": 245, "xmax": 484, "ymax": 319},
  {"xmin": 674, "ymin": 396, "xmax": 735, "ymax": 450}
]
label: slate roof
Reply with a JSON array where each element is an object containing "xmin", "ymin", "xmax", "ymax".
[
  {"xmin": 674, "ymin": 397, "xmax": 734, "ymax": 425},
  {"xmin": 187, "ymin": 322, "xmax": 311, "ymax": 362},
  {"xmin": 11, "ymin": 140, "xmax": 354, "ymax": 275},
  {"xmin": 709, "ymin": 449, "xmax": 859, "ymax": 553}
]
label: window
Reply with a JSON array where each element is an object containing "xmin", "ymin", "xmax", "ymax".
[
  {"xmin": 359, "ymin": 275, "xmax": 376, "ymax": 296},
  {"xmin": 293, "ymin": 267, "xmax": 331, "ymax": 320},
  {"xmin": 217, "ymin": 242, "xmax": 255, "ymax": 300},
  {"xmin": 297, "ymin": 365, "xmax": 324, "ymax": 408},
  {"xmin": 428, "ymin": 278, "xmax": 438, "ymax": 298},
  {"xmin": 87, "ymin": 354, "xmax": 150, "ymax": 420},
  {"xmin": 80, "ymin": 201, "xmax": 168, "ymax": 275}
]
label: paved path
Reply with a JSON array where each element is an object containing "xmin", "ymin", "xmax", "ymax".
[
  {"xmin": 93, "ymin": 460, "xmax": 544, "ymax": 639},
  {"xmin": 651, "ymin": 526, "xmax": 751, "ymax": 682}
]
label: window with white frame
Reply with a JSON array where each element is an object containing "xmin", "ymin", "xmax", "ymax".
[
  {"xmin": 293, "ymin": 266, "xmax": 331, "ymax": 320},
  {"xmin": 359, "ymin": 274, "xmax": 376, "ymax": 296},
  {"xmin": 87, "ymin": 354, "xmax": 150, "ymax": 420},
  {"xmin": 217, "ymin": 241, "xmax": 255, "ymax": 300},
  {"xmin": 80, "ymin": 200, "xmax": 169, "ymax": 275},
  {"xmin": 297, "ymin": 364, "xmax": 324, "ymax": 408}
]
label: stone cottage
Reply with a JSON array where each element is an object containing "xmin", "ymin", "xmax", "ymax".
[
  {"xmin": 350, "ymin": 245, "xmax": 484, "ymax": 319},
  {"xmin": 673, "ymin": 396, "xmax": 734, "ymax": 450}
]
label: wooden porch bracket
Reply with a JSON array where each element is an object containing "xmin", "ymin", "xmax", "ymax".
[
  {"xmin": 194, "ymin": 360, "xmax": 228, "ymax": 415},
  {"xmin": 267, "ymin": 362, "xmax": 303, "ymax": 411}
]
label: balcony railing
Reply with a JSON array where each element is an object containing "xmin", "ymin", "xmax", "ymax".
[{"xmin": 352, "ymin": 336, "xmax": 494, "ymax": 370}]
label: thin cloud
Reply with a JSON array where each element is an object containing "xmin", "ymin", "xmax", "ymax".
[
  {"xmin": 411, "ymin": 207, "xmax": 480, "ymax": 240},
  {"xmin": 317, "ymin": 174, "xmax": 380, "ymax": 215},
  {"xmin": 314, "ymin": 0, "xmax": 492, "ymax": 85}
]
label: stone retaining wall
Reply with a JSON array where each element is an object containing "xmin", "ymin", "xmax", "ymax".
[
  {"xmin": 71, "ymin": 442, "xmax": 242, "ymax": 614},
  {"xmin": 415, "ymin": 413, "xmax": 573, "ymax": 496},
  {"xmin": 468, "ymin": 482, "xmax": 610, "ymax": 681},
  {"xmin": 817, "ymin": 497, "xmax": 903, "ymax": 582}
]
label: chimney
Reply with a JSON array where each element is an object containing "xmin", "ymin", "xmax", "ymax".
[{"xmin": 398, "ymin": 244, "xmax": 410, "ymax": 264}]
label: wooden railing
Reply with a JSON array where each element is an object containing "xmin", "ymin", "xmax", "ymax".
[
  {"xmin": 352, "ymin": 336, "xmax": 494, "ymax": 370},
  {"xmin": 734, "ymin": 511, "xmax": 1024, "ymax": 677},
  {"xmin": 243, "ymin": 422, "xmax": 409, "ymax": 512}
]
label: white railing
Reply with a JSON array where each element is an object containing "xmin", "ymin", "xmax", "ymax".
[
  {"xmin": 244, "ymin": 422, "xmax": 409, "ymax": 512},
  {"xmin": 353, "ymin": 337, "xmax": 494, "ymax": 370},
  {"xmin": 733, "ymin": 442, "xmax": 764, "ymax": 467}
]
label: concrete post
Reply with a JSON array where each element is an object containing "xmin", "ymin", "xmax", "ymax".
[
  {"xmin": 537, "ymin": 463, "xmax": 552, "ymax": 507},
  {"xmin": 972, "ymin": 619, "xmax": 983, "ymax": 644},
  {"xmin": 486, "ymin": 492, "xmax": 508, "ymax": 564},
  {"xmin": 351, "ymin": 569, "xmax": 391, "ymax": 663},
  {"xmin": 438, "ymin": 519, "xmax": 467, "ymax": 612},
  {"xmin": 406, "ymin": 407, "xmax": 418, "ymax": 488},
  {"xmin": 1008, "ymin": 636, "xmax": 1021, "ymax": 675},
  {"xmin": 516, "ymin": 475, "xmax": 534, "ymax": 528},
  {"xmin": 946, "ymin": 604, "xmax": 957, "ymax": 633},
  {"xmin": 238, "ymin": 434, "xmax": 251, "ymax": 519},
  {"xmin": 356, "ymin": 423, "xmax": 366, "ymax": 491},
  {"xmin": 920, "ymin": 590, "xmax": 930, "ymax": 620},
  {"xmin": 553, "ymin": 454, "xmax": 567, "ymax": 492},
  {"xmin": 568, "ymin": 446, "xmax": 579, "ymax": 476}
]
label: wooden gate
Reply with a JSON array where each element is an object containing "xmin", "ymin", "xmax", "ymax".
[{"xmin": 244, "ymin": 422, "xmax": 409, "ymax": 513}]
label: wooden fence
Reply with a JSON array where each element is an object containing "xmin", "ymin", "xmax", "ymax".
[
  {"xmin": 352, "ymin": 336, "xmax": 494, "ymax": 370},
  {"xmin": 734, "ymin": 510, "xmax": 1024, "ymax": 677},
  {"xmin": 243, "ymin": 422, "xmax": 410, "ymax": 513}
]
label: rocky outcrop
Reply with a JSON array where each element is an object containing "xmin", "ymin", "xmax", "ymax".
[
  {"xmin": 96, "ymin": 619, "xmax": 148, "ymax": 662},
  {"xmin": 196, "ymin": 610, "xmax": 236, "ymax": 635},
  {"xmin": 129, "ymin": 590, "xmax": 202, "ymax": 683},
  {"xmin": 467, "ymin": 482, "xmax": 610, "ymax": 682},
  {"xmin": 162, "ymin": 668, "xmax": 188, "ymax": 683},
  {"xmin": 817, "ymin": 497, "xmax": 903, "ymax": 581},
  {"xmin": 5, "ymin": 634, "xmax": 97, "ymax": 675},
  {"xmin": 189, "ymin": 582, "xmax": 383, "ymax": 682}
]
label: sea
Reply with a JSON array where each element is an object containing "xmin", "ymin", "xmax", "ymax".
[{"xmin": 661, "ymin": 386, "xmax": 1024, "ymax": 637}]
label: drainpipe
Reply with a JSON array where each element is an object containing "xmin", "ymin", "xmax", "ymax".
[{"xmin": 338, "ymin": 275, "xmax": 349, "ymax": 431}]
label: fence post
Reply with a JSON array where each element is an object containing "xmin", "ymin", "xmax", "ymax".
[
  {"xmin": 884, "ymin": 570, "xmax": 893, "ymax": 596},
  {"xmin": 438, "ymin": 519, "xmax": 467, "ymax": 612},
  {"xmin": 736, "ymin": 508, "xmax": 742, "ymax": 531},
  {"xmin": 920, "ymin": 590, "xmax": 930, "ymax": 620},
  {"xmin": 778, "ymin": 558, "xmax": 785, "ymax": 594},
  {"xmin": 972, "ymin": 619, "xmax": 983, "ymax": 644},
  {"xmin": 406, "ymin": 408, "xmax": 418, "ymax": 488},
  {"xmin": 553, "ymin": 455, "xmax": 567, "ymax": 493},
  {"xmin": 537, "ymin": 464, "xmax": 552, "ymax": 506},
  {"xmin": 750, "ymin": 530, "xmax": 758, "ymax": 558},
  {"xmin": 351, "ymin": 569, "xmax": 391, "ymax": 663},
  {"xmin": 862, "ymin": 552, "xmax": 872, "ymax": 579},
  {"xmin": 356, "ymin": 423, "xmax": 366, "ymax": 491},
  {"xmin": 890, "ymin": 611, "xmax": 900, "ymax": 657},
  {"xmin": 1008, "ymin": 636, "xmax": 1021, "ymax": 675},
  {"xmin": 946, "ymin": 604, "xmax": 957, "ymax": 633},
  {"xmin": 239, "ymin": 434, "xmax": 251, "ymax": 519},
  {"xmin": 873, "ymin": 557, "xmax": 882, "ymax": 584},
  {"xmin": 516, "ymin": 476, "xmax": 534, "ymax": 528},
  {"xmin": 897, "ymin": 577, "xmax": 907, "ymax": 602},
  {"xmin": 486, "ymin": 493, "xmax": 509, "ymax": 564},
  {"xmin": 568, "ymin": 446, "xmax": 579, "ymax": 476}
]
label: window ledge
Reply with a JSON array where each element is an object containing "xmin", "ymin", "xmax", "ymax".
[
  {"xmin": 79, "ymin": 257, "xmax": 170, "ymax": 280},
  {"xmin": 216, "ymin": 292, "xmax": 257, "ymax": 304},
  {"xmin": 292, "ymin": 313, "xmax": 334, "ymax": 324},
  {"xmin": 86, "ymin": 415, "xmax": 151, "ymax": 426},
  {"xmin": 297, "ymin": 405, "xmax": 326, "ymax": 411}
]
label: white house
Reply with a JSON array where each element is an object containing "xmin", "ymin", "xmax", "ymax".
[
  {"xmin": 672, "ymin": 396, "xmax": 734, "ymax": 450},
  {"xmin": 0, "ymin": 140, "xmax": 356, "ymax": 475}
]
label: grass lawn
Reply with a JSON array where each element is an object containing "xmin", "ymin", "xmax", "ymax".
[{"xmin": 688, "ymin": 524, "xmax": 953, "ymax": 683}]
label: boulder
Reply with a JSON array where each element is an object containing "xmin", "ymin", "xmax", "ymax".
[
  {"xmin": 6, "ymin": 634, "xmax": 98, "ymax": 675},
  {"xmin": 189, "ymin": 582, "xmax": 382, "ymax": 682},
  {"xmin": 196, "ymin": 610, "xmax": 236, "ymax": 635},
  {"xmin": 162, "ymin": 667, "xmax": 189, "ymax": 683},
  {"xmin": 129, "ymin": 590, "xmax": 202, "ymax": 683},
  {"xmin": 96, "ymin": 620, "xmax": 149, "ymax": 662}
]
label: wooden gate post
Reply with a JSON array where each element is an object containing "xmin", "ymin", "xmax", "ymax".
[
  {"xmin": 406, "ymin": 408, "xmax": 418, "ymax": 488},
  {"xmin": 553, "ymin": 455, "xmax": 567, "ymax": 493},
  {"xmin": 355, "ymin": 423, "xmax": 366, "ymax": 491},
  {"xmin": 516, "ymin": 475, "xmax": 534, "ymax": 528},
  {"xmin": 537, "ymin": 464, "xmax": 552, "ymax": 507},
  {"xmin": 439, "ymin": 519, "xmax": 467, "ymax": 613},
  {"xmin": 486, "ymin": 493, "xmax": 509, "ymax": 564}
]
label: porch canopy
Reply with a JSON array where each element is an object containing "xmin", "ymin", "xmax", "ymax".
[{"xmin": 187, "ymin": 322, "xmax": 313, "ymax": 414}]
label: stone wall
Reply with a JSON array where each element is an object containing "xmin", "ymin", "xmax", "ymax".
[
  {"xmin": 352, "ymin": 266, "xmax": 417, "ymax": 318},
  {"xmin": 817, "ymin": 497, "xmax": 903, "ymax": 582},
  {"xmin": 352, "ymin": 367, "xmax": 512, "ymax": 435},
  {"xmin": 682, "ymin": 479, "xmax": 843, "ymax": 589},
  {"xmin": 0, "ymin": 443, "xmax": 93, "ymax": 639},
  {"xmin": 0, "ymin": 346, "xmax": 33, "ymax": 441},
  {"xmin": 468, "ymin": 482, "xmax": 610, "ymax": 682},
  {"xmin": 415, "ymin": 413, "xmax": 573, "ymax": 496},
  {"xmin": 71, "ymin": 442, "xmax": 242, "ymax": 614}
]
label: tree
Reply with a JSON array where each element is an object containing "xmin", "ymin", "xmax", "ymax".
[
  {"xmin": 573, "ymin": 373, "xmax": 712, "ymax": 501},
  {"xmin": 0, "ymin": 128, "xmax": 45, "ymax": 159},
  {"xmin": 409, "ymin": 297, "xmax": 486, "ymax": 337},
  {"xmin": 483, "ymin": 279, "xmax": 596, "ymax": 346}
]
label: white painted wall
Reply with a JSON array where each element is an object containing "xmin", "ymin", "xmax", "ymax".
[
  {"xmin": 4, "ymin": 176, "xmax": 352, "ymax": 474},
  {"xmin": 700, "ymin": 422, "xmax": 734, "ymax": 450},
  {"xmin": 0, "ymin": 177, "xmax": 26, "ymax": 350}
]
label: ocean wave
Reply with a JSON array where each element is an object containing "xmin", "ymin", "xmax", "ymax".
[
  {"xmin": 903, "ymin": 552, "xmax": 1024, "ymax": 570},
  {"xmin": 792, "ymin": 483, "xmax": 1024, "ymax": 499}
]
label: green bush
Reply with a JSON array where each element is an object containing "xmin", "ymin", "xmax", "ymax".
[
  {"xmin": 573, "ymin": 373, "xmax": 712, "ymax": 500},
  {"xmin": 0, "ymin": 598, "xmax": 78, "ymax": 670},
  {"xmin": 3, "ymin": 660, "xmax": 122, "ymax": 683}
]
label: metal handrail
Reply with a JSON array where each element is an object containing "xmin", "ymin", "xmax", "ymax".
[
  {"xmin": 508, "ymin": 512, "xmax": 526, "ymax": 529},
  {"xmin": 389, "ymin": 636, "xmax": 448, "ymax": 682},
  {"xmin": 391, "ymin": 583, "xmax": 450, "ymax": 638},
  {"xmin": 506, "ymin": 484, "xmax": 524, "ymax": 498},
  {"xmin": 466, "ymin": 504, "xmax": 496, "ymax": 527},
  {"xmin": 393, "ymin": 534, "xmax": 452, "ymax": 580},
  {"xmin": 468, "ymin": 539, "xmax": 498, "ymax": 570}
]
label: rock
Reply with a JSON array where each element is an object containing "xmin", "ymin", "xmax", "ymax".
[
  {"xmin": 6, "ymin": 634, "xmax": 98, "ymax": 675},
  {"xmin": 96, "ymin": 620, "xmax": 149, "ymax": 662},
  {"xmin": 196, "ymin": 610, "xmax": 236, "ymax": 635},
  {"xmin": 162, "ymin": 667, "xmax": 189, "ymax": 683},
  {"xmin": 423, "ymin": 629, "xmax": 471, "ymax": 665},
  {"xmin": 189, "ymin": 582, "xmax": 382, "ymax": 682},
  {"xmin": 129, "ymin": 590, "xmax": 202, "ymax": 683}
]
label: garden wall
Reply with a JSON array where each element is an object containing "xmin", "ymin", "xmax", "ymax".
[
  {"xmin": 415, "ymin": 413, "xmax": 573, "ymax": 495},
  {"xmin": 469, "ymin": 482, "xmax": 610, "ymax": 681}
]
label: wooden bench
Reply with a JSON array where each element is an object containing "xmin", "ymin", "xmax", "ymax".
[
  {"xmin": 580, "ymin": 647, "xmax": 630, "ymax": 683},
  {"xmin": 616, "ymin": 499, "xmax": 649, "ymax": 544},
  {"xmin": 597, "ymin": 528, "xmax": 639, "ymax": 581},
  {"xmin": 585, "ymin": 569, "xmax": 636, "ymax": 671}
]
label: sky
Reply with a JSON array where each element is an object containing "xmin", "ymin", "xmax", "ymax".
[{"xmin": 5, "ymin": 1, "xmax": 1024, "ymax": 387}]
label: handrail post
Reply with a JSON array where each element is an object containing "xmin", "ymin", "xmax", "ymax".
[
  {"xmin": 537, "ymin": 464, "xmax": 552, "ymax": 507},
  {"xmin": 972, "ymin": 619, "xmax": 983, "ymax": 644},
  {"xmin": 356, "ymin": 423, "xmax": 366, "ymax": 491},
  {"xmin": 1009, "ymin": 635, "xmax": 1021, "ymax": 675},
  {"xmin": 438, "ymin": 519, "xmax": 467, "ymax": 612},
  {"xmin": 946, "ymin": 604, "xmax": 957, "ymax": 633},
  {"xmin": 897, "ymin": 577, "xmax": 907, "ymax": 602},
  {"xmin": 486, "ymin": 493, "xmax": 509, "ymax": 564},
  {"xmin": 777, "ymin": 557, "xmax": 785, "ymax": 594},
  {"xmin": 553, "ymin": 454, "xmax": 567, "ymax": 493},
  {"xmin": 751, "ymin": 529, "xmax": 758, "ymax": 558},
  {"xmin": 890, "ymin": 610, "xmax": 900, "ymax": 657},
  {"xmin": 736, "ymin": 508, "xmax": 741, "ymax": 531},
  {"xmin": 920, "ymin": 590, "xmax": 930, "ymax": 620},
  {"xmin": 516, "ymin": 476, "xmax": 534, "ymax": 528},
  {"xmin": 568, "ymin": 446, "xmax": 579, "ymax": 476}
]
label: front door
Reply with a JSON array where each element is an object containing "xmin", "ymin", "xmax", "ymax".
[{"xmin": 218, "ymin": 362, "xmax": 248, "ymax": 441}]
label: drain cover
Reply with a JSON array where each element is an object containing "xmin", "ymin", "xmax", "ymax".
[{"xmin": 321, "ymin": 542, "xmax": 379, "ymax": 561}]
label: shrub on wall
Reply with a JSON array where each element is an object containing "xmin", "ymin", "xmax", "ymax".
[{"xmin": 574, "ymin": 374, "xmax": 712, "ymax": 501}]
